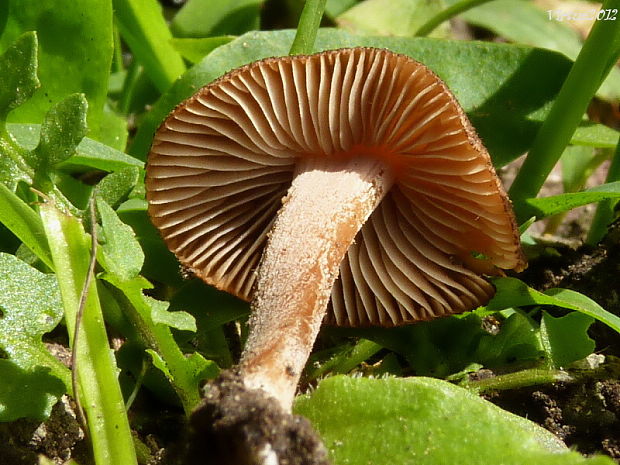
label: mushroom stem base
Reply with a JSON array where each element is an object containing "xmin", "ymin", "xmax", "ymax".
[{"xmin": 239, "ymin": 156, "xmax": 393, "ymax": 411}]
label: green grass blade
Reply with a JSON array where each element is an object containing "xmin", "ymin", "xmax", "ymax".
[
  {"xmin": 289, "ymin": 0, "xmax": 327, "ymax": 55},
  {"xmin": 0, "ymin": 183, "xmax": 53, "ymax": 268},
  {"xmin": 520, "ymin": 181, "xmax": 620, "ymax": 220},
  {"xmin": 587, "ymin": 137, "xmax": 620, "ymax": 244},
  {"xmin": 414, "ymin": 0, "xmax": 495, "ymax": 37},
  {"xmin": 113, "ymin": 0, "xmax": 186, "ymax": 93},
  {"xmin": 40, "ymin": 201, "xmax": 137, "ymax": 465},
  {"xmin": 509, "ymin": 0, "xmax": 620, "ymax": 222}
]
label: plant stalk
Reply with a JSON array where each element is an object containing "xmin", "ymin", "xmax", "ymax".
[
  {"xmin": 509, "ymin": 0, "xmax": 620, "ymax": 223},
  {"xmin": 289, "ymin": 0, "xmax": 327, "ymax": 56}
]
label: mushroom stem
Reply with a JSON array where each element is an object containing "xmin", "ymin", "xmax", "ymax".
[{"xmin": 239, "ymin": 155, "xmax": 393, "ymax": 411}]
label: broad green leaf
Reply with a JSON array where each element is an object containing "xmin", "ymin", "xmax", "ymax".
[
  {"xmin": 572, "ymin": 123, "xmax": 620, "ymax": 149},
  {"xmin": 113, "ymin": 0, "xmax": 186, "ymax": 92},
  {"xmin": 476, "ymin": 312, "xmax": 544, "ymax": 367},
  {"xmin": 170, "ymin": 0, "xmax": 262, "ymax": 38},
  {"xmin": 97, "ymin": 197, "xmax": 144, "ymax": 281},
  {"xmin": 170, "ymin": 37, "xmax": 235, "ymax": 64},
  {"xmin": 0, "ymin": 0, "xmax": 114, "ymax": 138},
  {"xmin": 0, "ymin": 32, "xmax": 39, "ymax": 121},
  {"xmin": 0, "ymin": 183, "xmax": 53, "ymax": 268},
  {"xmin": 97, "ymin": 105, "xmax": 129, "ymax": 152},
  {"xmin": 521, "ymin": 181, "xmax": 620, "ymax": 220},
  {"xmin": 295, "ymin": 376, "xmax": 614, "ymax": 465},
  {"xmin": 337, "ymin": 0, "xmax": 447, "ymax": 38},
  {"xmin": 131, "ymin": 29, "xmax": 572, "ymax": 167},
  {"xmin": 97, "ymin": 166, "xmax": 140, "ymax": 208},
  {"xmin": 453, "ymin": 0, "xmax": 620, "ymax": 100},
  {"xmin": 545, "ymin": 287, "xmax": 620, "ymax": 334},
  {"xmin": 488, "ymin": 277, "xmax": 620, "ymax": 334},
  {"xmin": 34, "ymin": 94, "xmax": 88, "ymax": 167},
  {"xmin": 0, "ymin": 33, "xmax": 38, "ymax": 189},
  {"xmin": 8, "ymin": 123, "xmax": 144, "ymax": 172},
  {"xmin": 0, "ymin": 253, "xmax": 69, "ymax": 421},
  {"xmin": 96, "ymin": 167, "xmax": 140, "ymax": 208},
  {"xmin": 540, "ymin": 312, "xmax": 595, "ymax": 369},
  {"xmin": 2, "ymin": 94, "xmax": 89, "ymax": 197}
]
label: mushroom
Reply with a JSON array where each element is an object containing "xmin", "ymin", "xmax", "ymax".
[{"xmin": 146, "ymin": 47, "xmax": 526, "ymax": 415}]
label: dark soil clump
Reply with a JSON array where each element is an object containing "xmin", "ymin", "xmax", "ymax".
[
  {"xmin": 0, "ymin": 396, "xmax": 90, "ymax": 465},
  {"xmin": 185, "ymin": 370, "xmax": 330, "ymax": 465},
  {"xmin": 485, "ymin": 378, "xmax": 620, "ymax": 461}
]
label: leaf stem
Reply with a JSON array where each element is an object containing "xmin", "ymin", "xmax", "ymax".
[
  {"xmin": 306, "ymin": 339, "xmax": 383, "ymax": 381},
  {"xmin": 509, "ymin": 0, "xmax": 620, "ymax": 222},
  {"xmin": 462, "ymin": 368, "xmax": 574, "ymax": 393},
  {"xmin": 289, "ymin": 0, "xmax": 327, "ymax": 55},
  {"xmin": 414, "ymin": 0, "xmax": 496, "ymax": 37},
  {"xmin": 71, "ymin": 197, "xmax": 98, "ymax": 436},
  {"xmin": 40, "ymin": 201, "xmax": 137, "ymax": 465},
  {"xmin": 587, "ymin": 137, "xmax": 620, "ymax": 244}
]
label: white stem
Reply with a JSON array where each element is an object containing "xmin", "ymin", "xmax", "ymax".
[{"xmin": 239, "ymin": 156, "xmax": 393, "ymax": 411}]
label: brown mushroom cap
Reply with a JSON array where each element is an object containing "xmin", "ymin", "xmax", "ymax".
[{"xmin": 146, "ymin": 47, "xmax": 526, "ymax": 327}]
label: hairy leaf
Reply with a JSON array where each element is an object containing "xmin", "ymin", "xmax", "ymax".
[
  {"xmin": 295, "ymin": 376, "xmax": 614, "ymax": 465},
  {"xmin": 0, "ymin": 253, "xmax": 69, "ymax": 421}
]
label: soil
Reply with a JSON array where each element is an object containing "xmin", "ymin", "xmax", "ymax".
[
  {"xmin": 485, "ymin": 379, "xmax": 620, "ymax": 460},
  {"xmin": 0, "ymin": 396, "xmax": 90, "ymax": 465},
  {"xmin": 185, "ymin": 370, "xmax": 330, "ymax": 465}
]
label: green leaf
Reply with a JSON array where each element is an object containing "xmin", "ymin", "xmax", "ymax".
[
  {"xmin": 40, "ymin": 201, "xmax": 138, "ymax": 464},
  {"xmin": 102, "ymin": 274, "xmax": 215, "ymax": 415},
  {"xmin": 295, "ymin": 376, "xmax": 614, "ymax": 465},
  {"xmin": 0, "ymin": 0, "xmax": 114, "ymax": 138},
  {"xmin": 97, "ymin": 197, "xmax": 144, "ymax": 281},
  {"xmin": 146, "ymin": 349, "xmax": 171, "ymax": 380},
  {"xmin": 351, "ymin": 314, "xmax": 487, "ymax": 378},
  {"xmin": 34, "ymin": 94, "xmax": 88, "ymax": 167},
  {"xmin": 0, "ymin": 183, "xmax": 53, "ymax": 268},
  {"xmin": 476, "ymin": 312, "xmax": 544, "ymax": 367},
  {"xmin": 113, "ymin": 0, "xmax": 186, "ymax": 92},
  {"xmin": 131, "ymin": 29, "xmax": 572, "ymax": 166},
  {"xmin": 0, "ymin": 253, "xmax": 69, "ymax": 421},
  {"xmin": 148, "ymin": 295, "xmax": 196, "ymax": 332},
  {"xmin": 8, "ymin": 123, "xmax": 144, "ymax": 172},
  {"xmin": 307, "ymin": 339, "xmax": 383, "ymax": 381},
  {"xmin": 488, "ymin": 277, "xmax": 620, "ymax": 334},
  {"xmin": 337, "ymin": 0, "xmax": 447, "ymax": 38},
  {"xmin": 0, "ymin": 31, "xmax": 39, "ymax": 122},
  {"xmin": 453, "ymin": 0, "xmax": 620, "ymax": 100},
  {"xmin": 170, "ymin": 0, "xmax": 262, "ymax": 38},
  {"xmin": 521, "ymin": 181, "xmax": 620, "ymax": 220},
  {"xmin": 572, "ymin": 123, "xmax": 620, "ymax": 149},
  {"xmin": 116, "ymin": 199, "xmax": 184, "ymax": 286},
  {"xmin": 96, "ymin": 167, "xmax": 140, "ymax": 209},
  {"xmin": 540, "ymin": 312, "xmax": 595, "ymax": 369},
  {"xmin": 170, "ymin": 37, "xmax": 235, "ymax": 64}
]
